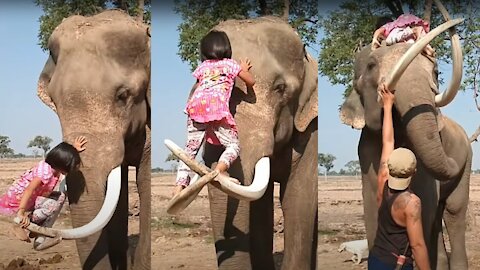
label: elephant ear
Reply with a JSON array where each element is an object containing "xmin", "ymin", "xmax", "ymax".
[
  {"xmin": 37, "ymin": 55, "xmax": 57, "ymax": 112},
  {"xmin": 294, "ymin": 53, "xmax": 318, "ymax": 132},
  {"xmin": 339, "ymin": 88, "xmax": 365, "ymax": 130}
]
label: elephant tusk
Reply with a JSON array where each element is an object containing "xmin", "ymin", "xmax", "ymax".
[
  {"xmin": 166, "ymin": 170, "xmax": 218, "ymax": 215},
  {"xmin": 385, "ymin": 18, "xmax": 464, "ymax": 100},
  {"xmin": 164, "ymin": 139, "xmax": 270, "ymax": 202},
  {"xmin": 14, "ymin": 166, "xmax": 122, "ymax": 239},
  {"xmin": 432, "ymin": 0, "xmax": 463, "ymax": 107}
]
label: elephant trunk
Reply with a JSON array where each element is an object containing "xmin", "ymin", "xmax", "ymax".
[{"xmin": 402, "ymin": 106, "xmax": 460, "ymax": 180}]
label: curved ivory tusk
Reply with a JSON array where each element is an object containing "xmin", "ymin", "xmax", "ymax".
[
  {"xmin": 14, "ymin": 166, "xmax": 122, "ymax": 239},
  {"xmin": 385, "ymin": 18, "xmax": 464, "ymax": 102},
  {"xmin": 164, "ymin": 139, "xmax": 270, "ymax": 201},
  {"xmin": 166, "ymin": 170, "xmax": 218, "ymax": 215},
  {"xmin": 432, "ymin": 0, "xmax": 463, "ymax": 107}
]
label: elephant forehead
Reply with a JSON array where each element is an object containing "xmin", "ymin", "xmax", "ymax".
[
  {"xmin": 50, "ymin": 11, "xmax": 149, "ymax": 65},
  {"xmin": 214, "ymin": 17, "xmax": 304, "ymax": 61}
]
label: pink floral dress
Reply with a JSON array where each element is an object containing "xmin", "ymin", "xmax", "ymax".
[
  {"xmin": 0, "ymin": 160, "xmax": 61, "ymax": 216},
  {"xmin": 186, "ymin": 58, "xmax": 242, "ymax": 126},
  {"xmin": 176, "ymin": 58, "xmax": 243, "ymax": 187}
]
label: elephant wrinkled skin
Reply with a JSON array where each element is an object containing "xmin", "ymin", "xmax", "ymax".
[
  {"xmin": 194, "ymin": 17, "xmax": 318, "ymax": 270},
  {"xmin": 37, "ymin": 10, "xmax": 151, "ymax": 270},
  {"xmin": 340, "ymin": 42, "xmax": 472, "ymax": 270}
]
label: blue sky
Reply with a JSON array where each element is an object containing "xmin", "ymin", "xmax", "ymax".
[{"xmin": 0, "ymin": 1, "xmax": 478, "ymax": 171}]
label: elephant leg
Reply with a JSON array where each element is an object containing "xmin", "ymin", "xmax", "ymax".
[
  {"xmin": 361, "ymin": 171, "xmax": 377, "ymax": 250},
  {"xmin": 104, "ymin": 165, "xmax": 129, "ymax": 269},
  {"xmin": 444, "ymin": 209, "xmax": 468, "ymax": 270},
  {"xmin": 443, "ymin": 172, "xmax": 470, "ymax": 270},
  {"xmin": 280, "ymin": 129, "xmax": 318, "ymax": 270},
  {"xmin": 133, "ymin": 130, "xmax": 151, "ymax": 270},
  {"xmin": 207, "ymin": 182, "xmax": 251, "ymax": 270},
  {"xmin": 250, "ymin": 180, "xmax": 274, "ymax": 270},
  {"xmin": 358, "ymin": 130, "xmax": 381, "ymax": 249},
  {"xmin": 435, "ymin": 218, "xmax": 448, "ymax": 270}
]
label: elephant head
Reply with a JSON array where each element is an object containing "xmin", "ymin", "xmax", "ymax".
[
  {"xmin": 167, "ymin": 17, "xmax": 317, "ymax": 205},
  {"xmin": 340, "ymin": 15, "xmax": 464, "ymax": 181},
  {"xmin": 212, "ymin": 17, "xmax": 317, "ymax": 195},
  {"xmin": 34, "ymin": 10, "xmax": 150, "ymax": 267},
  {"xmin": 208, "ymin": 17, "xmax": 318, "ymax": 269}
]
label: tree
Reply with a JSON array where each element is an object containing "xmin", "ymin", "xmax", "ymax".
[
  {"xmin": 318, "ymin": 153, "xmax": 336, "ymax": 180},
  {"xmin": 35, "ymin": 0, "xmax": 151, "ymax": 51},
  {"xmin": 0, "ymin": 135, "xmax": 14, "ymax": 158},
  {"xmin": 28, "ymin": 136, "xmax": 53, "ymax": 157},
  {"xmin": 345, "ymin": 160, "xmax": 361, "ymax": 177},
  {"xmin": 319, "ymin": 0, "xmax": 480, "ymax": 98},
  {"xmin": 165, "ymin": 152, "xmax": 180, "ymax": 173},
  {"xmin": 165, "ymin": 152, "xmax": 179, "ymax": 162},
  {"xmin": 174, "ymin": 0, "xmax": 319, "ymax": 70}
]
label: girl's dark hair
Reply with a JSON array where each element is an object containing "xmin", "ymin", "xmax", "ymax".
[
  {"xmin": 45, "ymin": 142, "xmax": 81, "ymax": 174},
  {"xmin": 200, "ymin": 30, "xmax": 232, "ymax": 61},
  {"xmin": 376, "ymin": 16, "xmax": 394, "ymax": 29}
]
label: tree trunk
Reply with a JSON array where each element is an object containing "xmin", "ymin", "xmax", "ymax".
[
  {"xmin": 384, "ymin": 0, "xmax": 404, "ymax": 18},
  {"xmin": 137, "ymin": 0, "xmax": 144, "ymax": 22},
  {"xmin": 470, "ymin": 125, "xmax": 480, "ymax": 143},
  {"xmin": 118, "ymin": 0, "xmax": 127, "ymax": 10},
  {"xmin": 423, "ymin": 0, "xmax": 433, "ymax": 24},
  {"xmin": 282, "ymin": 0, "xmax": 289, "ymax": 21},
  {"xmin": 258, "ymin": 0, "xmax": 271, "ymax": 15},
  {"xmin": 324, "ymin": 170, "xmax": 327, "ymax": 181}
]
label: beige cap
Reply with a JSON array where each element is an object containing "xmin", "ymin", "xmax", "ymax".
[{"xmin": 387, "ymin": 148, "xmax": 417, "ymax": 190}]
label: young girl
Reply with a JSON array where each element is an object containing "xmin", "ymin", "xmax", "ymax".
[
  {"xmin": 0, "ymin": 136, "xmax": 87, "ymax": 242},
  {"xmin": 173, "ymin": 30, "xmax": 255, "ymax": 196},
  {"xmin": 371, "ymin": 14, "xmax": 435, "ymax": 56}
]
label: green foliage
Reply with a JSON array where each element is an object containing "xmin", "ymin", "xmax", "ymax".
[
  {"xmin": 35, "ymin": 0, "xmax": 151, "ymax": 51},
  {"xmin": 344, "ymin": 160, "xmax": 360, "ymax": 175},
  {"xmin": 319, "ymin": 0, "xmax": 480, "ymax": 98},
  {"xmin": 28, "ymin": 135, "xmax": 53, "ymax": 157},
  {"xmin": 318, "ymin": 152, "xmax": 336, "ymax": 173},
  {"xmin": 0, "ymin": 135, "xmax": 14, "ymax": 158},
  {"xmin": 165, "ymin": 152, "xmax": 179, "ymax": 162},
  {"xmin": 175, "ymin": 0, "xmax": 319, "ymax": 70}
]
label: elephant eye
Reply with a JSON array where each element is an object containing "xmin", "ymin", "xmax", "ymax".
[
  {"xmin": 116, "ymin": 88, "xmax": 130, "ymax": 102},
  {"xmin": 367, "ymin": 61, "xmax": 376, "ymax": 71},
  {"xmin": 273, "ymin": 78, "xmax": 287, "ymax": 93}
]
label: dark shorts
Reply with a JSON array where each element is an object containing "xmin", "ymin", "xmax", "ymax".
[{"xmin": 368, "ymin": 255, "xmax": 413, "ymax": 270}]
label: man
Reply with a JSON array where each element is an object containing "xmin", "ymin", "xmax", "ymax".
[{"xmin": 368, "ymin": 84, "xmax": 430, "ymax": 270}]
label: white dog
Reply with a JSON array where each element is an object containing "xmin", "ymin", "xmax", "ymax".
[{"xmin": 338, "ymin": 239, "xmax": 369, "ymax": 264}]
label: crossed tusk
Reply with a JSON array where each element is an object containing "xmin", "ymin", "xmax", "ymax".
[{"xmin": 164, "ymin": 139, "xmax": 270, "ymax": 214}]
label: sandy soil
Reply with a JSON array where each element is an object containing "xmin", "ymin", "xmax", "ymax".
[
  {"xmin": 2, "ymin": 159, "xmax": 480, "ymax": 269},
  {"xmin": 152, "ymin": 173, "xmax": 480, "ymax": 270},
  {"xmin": 0, "ymin": 158, "xmax": 140, "ymax": 270}
]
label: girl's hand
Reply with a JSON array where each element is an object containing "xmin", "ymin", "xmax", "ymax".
[
  {"xmin": 378, "ymin": 83, "xmax": 395, "ymax": 108},
  {"xmin": 240, "ymin": 58, "xmax": 252, "ymax": 72},
  {"xmin": 73, "ymin": 136, "xmax": 88, "ymax": 152},
  {"xmin": 16, "ymin": 210, "xmax": 30, "ymax": 228},
  {"xmin": 371, "ymin": 38, "xmax": 381, "ymax": 50}
]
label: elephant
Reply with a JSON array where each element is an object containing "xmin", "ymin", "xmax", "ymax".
[
  {"xmin": 168, "ymin": 16, "xmax": 318, "ymax": 269},
  {"xmin": 339, "ymin": 7, "xmax": 472, "ymax": 270},
  {"xmin": 32, "ymin": 10, "xmax": 151, "ymax": 270}
]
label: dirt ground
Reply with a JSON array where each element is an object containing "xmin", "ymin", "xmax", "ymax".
[
  {"xmin": 152, "ymin": 173, "xmax": 480, "ymax": 270},
  {"xmin": 2, "ymin": 159, "xmax": 480, "ymax": 269}
]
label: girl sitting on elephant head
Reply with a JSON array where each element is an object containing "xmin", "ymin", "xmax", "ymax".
[
  {"xmin": 173, "ymin": 30, "xmax": 256, "ymax": 196},
  {"xmin": 371, "ymin": 14, "xmax": 435, "ymax": 57},
  {"xmin": 0, "ymin": 136, "xmax": 87, "ymax": 242}
]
